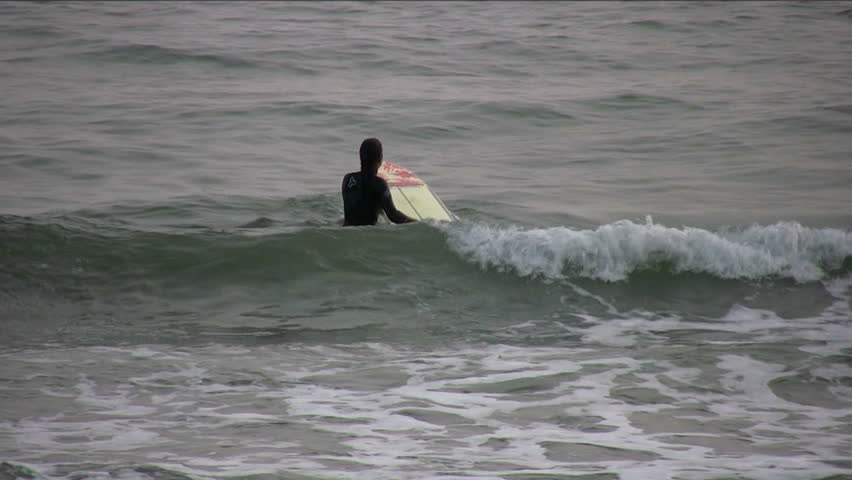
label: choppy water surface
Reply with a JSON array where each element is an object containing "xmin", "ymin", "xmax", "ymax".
[{"xmin": 1, "ymin": 2, "xmax": 851, "ymax": 479}]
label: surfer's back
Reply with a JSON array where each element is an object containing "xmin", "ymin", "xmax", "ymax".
[{"xmin": 342, "ymin": 171, "xmax": 383, "ymax": 226}]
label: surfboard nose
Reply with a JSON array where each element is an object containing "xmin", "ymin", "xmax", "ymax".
[{"xmin": 379, "ymin": 162, "xmax": 455, "ymax": 221}]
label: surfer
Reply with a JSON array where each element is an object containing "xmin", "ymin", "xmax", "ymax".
[{"xmin": 342, "ymin": 138, "xmax": 416, "ymax": 226}]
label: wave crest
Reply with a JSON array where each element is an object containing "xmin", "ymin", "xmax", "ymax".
[{"xmin": 443, "ymin": 220, "xmax": 852, "ymax": 282}]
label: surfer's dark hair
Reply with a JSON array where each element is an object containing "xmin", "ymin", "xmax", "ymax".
[{"xmin": 359, "ymin": 137, "xmax": 383, "ymax": 171}]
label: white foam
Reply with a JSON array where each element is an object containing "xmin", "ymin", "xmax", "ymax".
[
  {"xmin": 16, "ymin": 418, "xmax": 163, "ymax": 452},
  {"xmin": 4, "ymin": 336, "xmax": 851, "ymax": 480},
  {"xmin": 74, "ymin": 375, "xmax": 158, "ymax": 417},
  {"xmin": 716, "ymin": 354, "xmax": 789, "ymax": 407},
  {"xmin": 564, "ymin": 283, "xmax": 620, "ymax": 314},
  {"xmin": 443, "ymin": 220, "xmax": 852, "ymax": 282}
]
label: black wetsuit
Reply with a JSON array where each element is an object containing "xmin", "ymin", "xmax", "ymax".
[{"xmin": 342, "ymin": 171, "xmax": 413, "ymax": 226}]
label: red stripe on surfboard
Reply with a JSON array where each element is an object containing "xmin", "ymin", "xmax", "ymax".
[{"xmin": 378, "ymin": 162, "xmax": 424, "ymax": 187}]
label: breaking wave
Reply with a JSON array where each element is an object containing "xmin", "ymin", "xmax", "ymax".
[{"xmin": 443, "ymin": 219, "xmax": 852, "ymax": 282}]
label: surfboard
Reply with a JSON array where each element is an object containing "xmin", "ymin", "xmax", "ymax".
[{"xmin": 377, "ymin": 162, "xmax": 455, "ymax": 222}]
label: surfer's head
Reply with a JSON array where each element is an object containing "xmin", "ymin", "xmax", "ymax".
[{"xmin": 359, "ymin": 137, "xmax": 383, "ymax": 173}]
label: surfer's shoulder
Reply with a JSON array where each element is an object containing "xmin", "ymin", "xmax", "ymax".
[{"xmin": 342, "ymin": 171, "xmax": 361, "ymax": 190}]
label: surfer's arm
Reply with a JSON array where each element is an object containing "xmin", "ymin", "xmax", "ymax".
[{"xmin": 379, "ymin": 180, "xmax": 416, "ymax": 224}]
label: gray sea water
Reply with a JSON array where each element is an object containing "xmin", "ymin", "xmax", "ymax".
[{"xmin": 2, "ymin": 2, "xmax": 852, "ymax": 479}]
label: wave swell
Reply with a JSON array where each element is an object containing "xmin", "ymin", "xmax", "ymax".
[
  {"xmin": 85, "ymin": 43, "xmax": 258, "ymax": 68},
  {"xmin": 2, "ymin": 213, "xmax": 850, "ymax": 294}
]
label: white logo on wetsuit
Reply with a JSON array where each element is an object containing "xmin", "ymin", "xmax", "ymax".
[{"xmin": 348, "ymin": 176, "xmax": 357, "ymax": 188}]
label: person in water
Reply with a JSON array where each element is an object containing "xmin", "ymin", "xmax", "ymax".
[{"xmin": 342, "ymin": 138, "xmax": 416, "ymax": 226}]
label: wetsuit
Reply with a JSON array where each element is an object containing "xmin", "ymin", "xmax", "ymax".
[{"xmin": 342, "ymin": 171, "xmax": 413, "ymax": 226}]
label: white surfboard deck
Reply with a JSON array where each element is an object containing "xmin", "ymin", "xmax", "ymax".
[{"xmin": 377, "ymin": 162, "xmax": 455, "ymax": 222}]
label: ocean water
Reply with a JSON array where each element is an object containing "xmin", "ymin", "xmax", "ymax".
[{"xmin": 1, "ymin": 1, "xmax": 852, "ymax": 479}]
